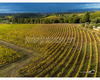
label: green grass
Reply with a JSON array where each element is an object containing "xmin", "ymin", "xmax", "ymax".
[{"xmin": 45, "ymin": 15, "xmax": 57, "ymax": 19}]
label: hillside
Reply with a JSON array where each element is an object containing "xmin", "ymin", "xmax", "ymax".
[{"xmin": 0, "ymin": 24, "xmax": 100, "ymax": 77}]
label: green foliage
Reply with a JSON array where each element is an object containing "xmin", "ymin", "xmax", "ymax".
[
  {"xmin": 68, "ymin": 17, "xmax": 80, "ymax": 23},
  {"xmin": 96, "ymin": 17, "xmax": 100, "ymax": 23},
  {"xmin": 81, "ymin": 23, "xmax": 85, "ymax": 27},
  {"xmin": 89, "ymin": 25, "xmax": 93, "ymax": 29},
  {"xmin": 91, "ymin": 19, "xmax": 98, "ymax": 23},
  {"xmin": 59, "ymin": 18, "xmax": 64, "ymax": 23},
  {"xmin": 80, "ymin": 18, "xmax": 84, "ymax": 23},
  {"xmin": 64, "ymin": 18, "xmax": 68, "ymax": 23},
  {"xmin": 72, "ymin": 14, "xmax": 77, "ymax": 17},
  {"xmin": 85, "ymin": 22, "xmax": 89, "ymax": 27},
  {"xmin": 53, "ymin": 18, "xmax": 60, "ymax": 23},
  {"xmin": 90, "ymin": 11, "xmax": 100, "ymax": 20},
  {"xmin": 29, "ymin": 18, "xmax": 33, "ymax": 24},
  {"xmin": 91, "ymin": 17, "xmax": 100, "ymax": 23},
  {"xmin": 85, "ymin": 22, "xmax": 89, "ymax": 25},
  {"xmin": 81, "ymin": 22, "xmax": 94, "ymax": 29},
  {"xmin": 83, "ymin": 12, "xmax": 90, "ymax": 22},
  {"xmin": 86, "ymin": 25, "xmax": 88, "ymax": 28},
  {"xmin": 80, "ymin": 12, "xmax": 90, "ymax": 23},
  {"xmin": 93, "ymin": 23, "xmax": 100, "ymax": 28},
  {"xmin": 1, "ymin": 11, "xmax": 100, "ymax": 24}
]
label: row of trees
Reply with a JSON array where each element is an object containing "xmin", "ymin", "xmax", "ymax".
[
  {"xmin": 3, "ymin": 12, "xmax": 100, "ymax": 24},
  {"xmin": 11, "ymin": 17, "xmax": 80, "ymax": 24},
  {"xmin": 4, "ymin": 12, "xmax": 93, "ymax": 24},
  {"xmin": 7, "ymin": 12, "xmax": 90, "ymax": 24}
]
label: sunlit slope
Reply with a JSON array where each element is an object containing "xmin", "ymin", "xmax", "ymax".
[{"xmin": 0, "ymin": 24, "xmax": 100, "ymax": 77}]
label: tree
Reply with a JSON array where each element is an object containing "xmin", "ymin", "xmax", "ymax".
[
  {"xmin": 89, "ymin": 25, "xmax": 93, "ymax": 29},
  {"xmin": 59, "ymin": 18, "xmax": 64, "ymax": 23},
  {"xmin": 82, "ymin": 12, "xmax": 90, "ymax": 22},
  {"xmin": 53, "ymin": 19, "xmax": 60, "ymax": 23},
  {"xmin": 30, "ymin": 18, "xmax": 33, "ymax": 24},
  {"xmin": 64, "ymin": 18, "xmax": 68, "ymax": 23},
  {"xmin": 24, "ymin": 18, "xmax": 28, "ymax": 23},
  {"xmin": 80, "ymin": 18, "xmax": 84, "ymax": 23},
  {"xmin": 91, "ymin": 19, "xmax": 98, "ymax": 23},
  {"xmin": 68, "ymin": 17, "xmax": 80, "ymax": 23},
  {"xmin": 6, "ymin": 16, "xmax": 15, "ymax": 24}
]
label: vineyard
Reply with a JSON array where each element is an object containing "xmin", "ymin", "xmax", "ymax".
[
  {"xmin": 0, "ymin": 24, "xmax": 100, "ymax": 77},
  {"xmin": 0, "ymin": 44, "xmax": 25, "ymax": 67}
]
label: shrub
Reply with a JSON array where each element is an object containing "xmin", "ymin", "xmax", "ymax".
[
  {"xmin": 85, "ymin": 22, "xmax": 89, "ymax": 25},
  {"xmin": 91, "ymin": 19, "xmax": 97, "ymax": 23},
  {"xmin": 89, "ymin": 25, "xmax": 93, "ymax": 29},
  {"xmin": 94, "ymin": 24, "xmax": 100, "ymax": 27},
  {"xmin": 81, "ymin": 23, "xmax": 85, "ymax": 27},
  {"xmin": 86, "ymin": 26, "xmax": 88, "ymax": 28}
]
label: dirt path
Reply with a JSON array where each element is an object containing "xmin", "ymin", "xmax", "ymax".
[{"xmin": 0, "ymin": 39, "xmax": 38, "ymax": 77}]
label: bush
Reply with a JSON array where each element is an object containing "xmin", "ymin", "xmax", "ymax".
[
  {"xmin": 94, "ymin": 24, "xmax": 100, "ymax": 27},
  {"xmin": 85, "ymin": 22, "xmax": 89, "ymax": 25},
  {"xmin": 86, "ymin": 26, "xmax": 88, "ymax": 28},
  {"xmin": 81, "ymin": 23, "xmax": 85, "ymax": 27},
  {"xmin": 83, "ymin": 12, "xmax": 90, "ymax": 22},
  {"xmin": 91, "ymin": 19, "xmax": 97, "ymax": 23},
  {"xmin": 89, "ymin": 25, "xmax": 93, "ymax": 29}
]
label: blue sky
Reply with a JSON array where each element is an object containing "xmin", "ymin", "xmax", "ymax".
[{"xmin": 0, "ymin": 3, "xmax": 100, "ymax": 13}]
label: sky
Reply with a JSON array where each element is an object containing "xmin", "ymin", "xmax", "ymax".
[{"xmin": 0, "ymin": 3, "xmax": 100, "ymax": 13}]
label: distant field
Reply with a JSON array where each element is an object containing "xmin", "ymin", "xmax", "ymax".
[
  {"xmin": 45, "ymin": 15, "xmax": 57, "ymax": 19},
  {"xmin": 0, "ymin": 24, "xmax": 100, "ymax": 77}
]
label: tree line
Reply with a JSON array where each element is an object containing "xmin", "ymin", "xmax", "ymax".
[{"xmin": 5, "ymin": 12, "xmax": 100, "ymax": 24}]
